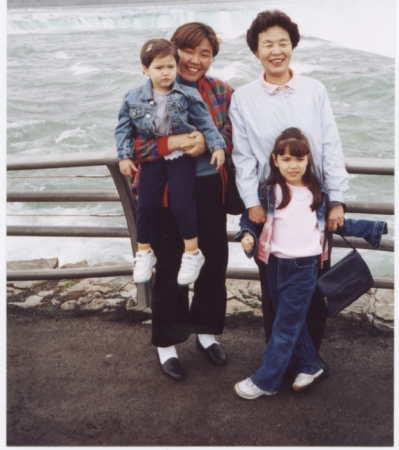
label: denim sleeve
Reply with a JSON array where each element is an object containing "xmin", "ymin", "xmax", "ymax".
[
  {"xmin": 337, "ymin": 218, "xmax": 388, "ymax": 249},
  {"xmin": 234, "ymin": 209, "xmax": 259, "ymax": 259},
  {"xmin": 187, "ymin": 93, "xmax": 226, "ymax": 153},
  {"xmin": 115, "ymin": 95, "xmax": 135, "ymax": 161}
]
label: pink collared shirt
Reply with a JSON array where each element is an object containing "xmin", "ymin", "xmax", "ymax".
[{"xmin": 259, "ymin": 69, "xmax": 298, "ymax": 94}]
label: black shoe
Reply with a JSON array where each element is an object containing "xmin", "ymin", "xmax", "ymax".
[
  {"xmin": 196, "ymin": 336, "xmax": 227, "ymax": 366},
  {"xmin": 157, "ymin": 355, "xmax": 186, "ymax": 381},
  {"xmin": 315, "ymin": 353, "xmax": 330, "ymax": 378}
]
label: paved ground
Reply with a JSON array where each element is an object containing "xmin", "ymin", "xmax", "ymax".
[{"xmin": 7, "ymin": 309, "xmax": 393, "ymax": 446}]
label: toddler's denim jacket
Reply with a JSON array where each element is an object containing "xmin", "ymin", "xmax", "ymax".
[{"xmin": 115, "ymin": 78, "xmax": 226, "ymax": 161}]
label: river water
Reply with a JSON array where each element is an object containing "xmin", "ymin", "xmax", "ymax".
[{"xmin": 7, "ymin": 0, "xmax": 395, "ymax": 279}]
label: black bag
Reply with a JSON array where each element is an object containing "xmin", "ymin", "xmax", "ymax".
[
  {"xmin": 224, "ymin": 156, "xmax": 245, "ymax": 216},
  {"xmin": 317, "ymin": 234, "xmax": 373, "ymax": 317}
]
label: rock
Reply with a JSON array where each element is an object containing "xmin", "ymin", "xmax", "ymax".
[
  {"xmin": 61, "ymin": 301, "xmax": 77, "ymax": 311},
  {"xmin": 338, "ymin": 296, "xmax": 371, "ymax": 322},
  {"xmin": 248, "ymin": 281, "xmax": 262, "ymax": 300},
  {"xmin": 120, "ymin": 288, "xmax": 137, "ymax": 299},
  {"xmin": 9, "ymin": 280, "xmax": 44, "ymax": 289},
  {"xmin": 76, "ymin": 297, "xmax": 93, "ymax": 306},
  {"xmin": 121, "ymin": 281, "xmax": 135, "ymax": 291},
  {"xmin": 87, "ymin": 276, "xmax": 132, "ymax": 290},
  {"xmin": 9, "ymin": 295, "xmax": 44, "ymax": 308},
  {"xmin": 37, "ymin": 290, "xmax": 55, "ymax": 297},
  {"xmin": 60, "ymin": 261, "xmax": 89, "ymax": 269},
  {"xmin": 374, "ymin": 303, "xmax": 394, "ymax": 322},
  {"xmin": 374, "ymin": 289, "xmax": 394, "ymax": 305},
  {"xmin": 106, "ymin": 298, "xmax": 125, "ymax": 308},
  {"xmin": 7, "ymin": 288, "xmax": 23, "ymax": 297},
  {"xmin": 80, "ymin": 299, "xmax": 107, "ymax": 311},
  {"xmin": 225, "ymin": 282, "xmax": 245, "ymax": 302},
  {"xmin": 226, "ymin": 299, "xmax": 262, "ymax": 316},
  {"xmin": 68, "ymin": 280, "xmax": 92, "ymax": 292},
  {"xmin": 84, "ymin": 284, "xmax": 113, "ymax": 294},
  {"xmin": 126, "ymin": 298, "xmax": 137, "ymax": 310},
  {"xmin": 51, "ymin": 300, "xmax": 61, "ymax": 306},
  {"xmin": 7, "ymin": 258, "xmax": 58, "ymax": 270},
  {"xmin": 373, "ymin": 318, "xmax": 394, "ymax": 332}
]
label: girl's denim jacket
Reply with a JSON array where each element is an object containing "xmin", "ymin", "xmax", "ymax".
[
  {"xmin": 115, "ymin": 78, "xmax": 226, "ymax": 161},
  {"xmin": 235, "ymin": 181, "xmax": 388, "ymax": 268}
]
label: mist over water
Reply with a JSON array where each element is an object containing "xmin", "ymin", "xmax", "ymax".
[{"xmin": 7, "ymin": 0, "xmax": 394, "ymax": 279}]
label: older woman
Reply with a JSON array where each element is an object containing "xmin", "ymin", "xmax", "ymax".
[
  {"xmin": 230, "ymin": 10, "xmax": 349, "ymax": 376},
  {"xmin": 118, "ymin": 22, "xmax": 233, "ymax": 380}
]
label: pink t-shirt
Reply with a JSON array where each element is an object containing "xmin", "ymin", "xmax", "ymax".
[{"xmin": 270, "ymin": 184, "xmax": 322, "ymax": 259}]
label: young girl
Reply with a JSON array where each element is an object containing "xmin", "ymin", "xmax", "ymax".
[
  {"xmin": 234, "ymin": 127, "xmax": 387, "ymax": 399},
  {"xmin": 115, "ymin": 39, "xmax": 226, "ymax": 286}
]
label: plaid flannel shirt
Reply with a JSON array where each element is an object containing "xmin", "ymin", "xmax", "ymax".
[{"xmin": 130, "ymin": 75, "xmax": 234, "ymax": 195}]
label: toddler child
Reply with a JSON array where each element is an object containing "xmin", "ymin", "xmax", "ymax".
[{"xmin": 115, "ymin": 39, "xmax": 226, "ymax": 285}]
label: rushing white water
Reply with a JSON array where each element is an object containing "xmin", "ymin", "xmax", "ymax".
[{"xmin": 6, "ymin": 0, "xmax": 395, "ymax": 279}]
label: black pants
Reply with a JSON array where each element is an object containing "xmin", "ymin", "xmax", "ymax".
[
  {"xmin": 137, "ymin": 154, "xmax": 197, "ymax": 244},
  {"xmin": 254, "ymin": 232, "xmax": 332, "ymax": 353},
  {"xmin": 151, "ymin": 173, "xmax": 228, "ymax": 347}
]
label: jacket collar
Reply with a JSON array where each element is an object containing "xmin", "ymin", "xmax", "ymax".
[{"xmin": 140, "ymin": 78, "xmax": 188, "ymax": 101}]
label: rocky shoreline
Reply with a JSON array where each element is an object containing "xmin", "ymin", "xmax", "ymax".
[{"xmin": 7, "ymin": 258, "xmax": 394, "ymax": 332}]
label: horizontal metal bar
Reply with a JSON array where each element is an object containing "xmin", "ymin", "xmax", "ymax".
[
  {"xmin": 345, "ymin": 201, "xmax": 394, "ymax": 215},
  {"xmin": 6, "ymin": 192, "xmax": 394, "ymax": 216},
  {"xmin": 7, "ymin": 150, "xmax": 118, "ymax": 171},
  {"xmin": 7, "ymin": 226, "xmax": 130, "ymax": 238},
  {"xmin": 6, "ymin": 265, "xmax": 393, "ymax": 289},
  {"xmin": 226, "ymin": 231, "xmax": 394, "ymax": 252},
  {"xmin": 226, "ymin": 268, "xmax": 393, "ymax": 289},
  {"xmin": 7, "ymin": 152, "xmax": 394, "ymax": 175},
  {"xmin": 8, "ymin": 226, "xmax": 394, "ymax": 252},
  {"xmin": 7, "ymin": 191, "xmax": 120, "ymax": 202},
  {"xmin": 7, "ymin": 265, "xmax": 133, "ymax": 281},
  {"xmin": 345, "ymin": 158, "xmax": 394, "ymax": 175}
]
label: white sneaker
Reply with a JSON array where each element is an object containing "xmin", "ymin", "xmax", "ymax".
[
  {"xmin": 234, "ymin": 378, "xmax": 277, "ymax": 400},
  {"xmin": 177, "ymin": 250, "xmax": 205, "ymax": 285},
  {"xmin": 292, "ymin": 368, "xmax": 324, "ymax": 391},
  {"xmin": 133, "ymin": 249, "xmax": 157, "ymax": 284}
]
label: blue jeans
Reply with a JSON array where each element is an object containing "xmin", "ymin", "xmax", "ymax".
[{"xmin": 252, "ymin": 254, "xmax": 322, "ymax": 393}]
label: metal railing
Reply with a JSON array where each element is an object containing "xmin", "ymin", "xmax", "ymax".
[{"xmin": 7, "ymin": 151, "xmax": 395, "ymax": 309}]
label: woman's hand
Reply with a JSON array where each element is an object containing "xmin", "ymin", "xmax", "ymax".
[
  {"xmin": 248, "ymin": 205, "xmax": 267, "ymax": 224},
  {"xmin": 241, "ymin": 233, "xmax": 255, "ymax": 252},
  {"xmin": 119, "ymin": 158, "xmax": 137, "ymax": 177},
  {"xmin": 327, "ymin": 204, "xmax": 345, "ymax": 232},
  {"xmin": 210, "ymin": 148, "xmax": 225, "ymax": 170},
  {"xmin": 179, "ymin": 131, "xmax": 207, "ymax": 157}
]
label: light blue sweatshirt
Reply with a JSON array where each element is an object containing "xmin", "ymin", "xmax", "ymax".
[{"xmin": 229, "ymin": 75, "xmax": 349, "ymax": 208}]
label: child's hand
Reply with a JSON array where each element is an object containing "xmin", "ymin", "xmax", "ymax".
[
  {"xmin": 210, "ymin": 148, "xmax": 225, "ymax": 170},
  {"xmin": 241, "ymin": 233, "xmax": 255, "ymax": 252},
  {"xmin": 119, "ymin": 158, "xmax": 137, "ymax": 177}
]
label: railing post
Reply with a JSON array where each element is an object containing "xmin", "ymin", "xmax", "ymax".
[{"xmin": 106, "ymin": 162, "xmax": 152, "ymax": 310}]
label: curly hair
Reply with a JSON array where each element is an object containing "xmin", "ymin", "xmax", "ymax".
[{"xmin": 246, "ymin": 10, "xmax": 300, "ymax": 54}]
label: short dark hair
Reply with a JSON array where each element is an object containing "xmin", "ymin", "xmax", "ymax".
[
  {"xmin": 246, "ymin": 10, "xmax": 300, "ymax": 54},
  {"xmin": 171, "ymin": 22, "xmax": 220, "ymax": 57},
  {"xmin": 140, "ymin": 38, "xmax": 179, "ymax": 68}
]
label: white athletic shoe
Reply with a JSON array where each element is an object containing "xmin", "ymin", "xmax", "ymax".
[
  {"xmin": 177, "ymin": 250, "xmax": 205, "ymax": 285},
  {"xmin": 234, "ymin": 378, "xmax": 277, "ymax": 400},
  {"xmin": 292, "ymin": 368, "xmax": 324, "ymax": 391},
  {"xmin": 133, "ymin": 249, "xmax": 157, "ymax": 284}
]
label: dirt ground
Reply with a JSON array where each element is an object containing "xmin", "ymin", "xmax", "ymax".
[{"xmin": 7, "ymin": 309, "xmax": 393, "ymax": 446}]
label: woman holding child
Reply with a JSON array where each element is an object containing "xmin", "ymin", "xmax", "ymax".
[{"xmin": 116, "ymin": 23, "xmax": 233, "ymax": 381}]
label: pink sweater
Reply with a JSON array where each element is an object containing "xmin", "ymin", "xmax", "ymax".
[{"xmin": 270, "ymin": 184, "xmax": 322, "ymax": 259}]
